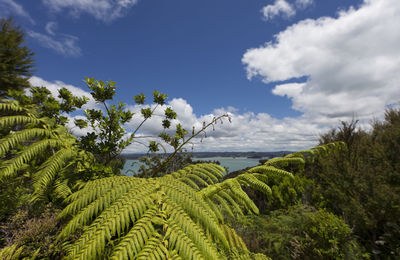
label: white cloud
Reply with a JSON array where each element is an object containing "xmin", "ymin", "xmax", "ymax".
[
  {"xmin": 42, "ymin": 0, "xmax": 139, "ymax": 22},
  {"xmin": 243, "ymin": 0, "xmax": 400, "ymax": 128},
  {"xmin": 272, "ymin": 83, "xmax": 305, "ymax": 99},
  {"xmin": 295, "ymin": 0, "xmax": 313, "ymax": 9},
  {"xmin": 123, "ymin": 98, "xmax": 323, "ymax": 153},
  {"xmin": 262, "ymin": 0, "xmax": 296, "ymax": 20},
  {"xmin": 0, "ymin": 0, "xmax": 35, "ymax": 24},
  {"xmin": 27, "ymin": 30, "xmax": 81, "ymax": 57},
  {"xmin": 45, "ymin": 21, "xmax": 57, "ymax": 35}
]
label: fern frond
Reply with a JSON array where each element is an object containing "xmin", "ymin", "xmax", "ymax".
[
  {"xmin": 237, "ymin": 174, "xmax": 272, "ymax": 197},
  {"xmin": 0, "ymin": 115, "xmax": 42, "ymax": 128},
  {"xmin": 0, "ymin": 128, "xmax": 53, "ymax": 157},
  {"xmin": 223, "ymin": 179, "xmax": 259, "ymax": 214},
  {"xmin": 58, "ymin": 178, "xmax": 147, "ymax": 239},
  {"xmin": 65, "ymin": 176, "xmax": 137, "ymax": 204},
  {"xmin": 166, "ymin": 221, "xmax": 203, "ymax": 259},
  {"xmin": 222, "ymin": 224, "xmax": 248, "ymax": 251},
  {"xmin": 60, "ymin": 174, "xmax": 234, "ymax": 259},
  {"xmin": 160, "ymin": 179, "xmax": 227, "ymax": 245},
  {"xmin": 53, "ymin": 178, "xmax": 72, "ymax": 199},
  {"xmin": 0, "ymin": 139, "xmax": 63, "ymax": 179},
  {"xmin": 164, "ymin": 196, "xmax": 221, "ymax": 259},
  {"xmin": 32, "ymin": 148, "xmax": 77, "ymax": 195},
  {"xmin": 265, "ymin": 156, "xmax": 305, "ymax": 172},
  {"xmin": 0, "ymin": 100, "xmax": 25, "ymax": 112},
  {"xmin": 219, "ymin": 190, "xmax": 245, "ymax": 216},
  {"xmin": 247, "ymin": 165, "xmax": 293, "ymax": 179},
  {"xmin": 199, "ymin": 178, "xmax": 259, "ymax": 215},
  {"xmin": 110, "ymin": 207, "xmax": 158, "ymax": 259},
  {"xmin": 190, "ymin": 164, "xmax": 224, "ymax": 182},
  {"xmin": 212, "ymin": 194, "xmax": 235, "ymax": 218},
  {"xmin": 179, "ymin": 176, "xmax": 201, "ymax": 190},
  {"xmin": 0, "ymin": 244, "xmax": 24, "ymax": 260},
  {"xmin": 67, "ymin": 182, "xmax": 157, "ymax": 259},
  {"xmin": 136, "ymin": 233, "xmax": 168, "ymax": 260},
  {"xmin": 289, "ymin": 142, "xmax": 346, "ymax": 162},
  {"xmin": 171, "ymin": 163, "xmax": 225, "ymax": 188},
  {"xmin": 205, "ymin": 196, "xmax": 224, "ymax": 221}
]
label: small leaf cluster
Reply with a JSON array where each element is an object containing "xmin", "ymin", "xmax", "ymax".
[{"xmin": 78, "ymin": 78, "xmax": 134, "ymax": 165}]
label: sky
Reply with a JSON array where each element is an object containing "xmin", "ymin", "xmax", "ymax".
[{"xmin": 1, "ymin": 0, "xmax": 399, "ymax": 153}]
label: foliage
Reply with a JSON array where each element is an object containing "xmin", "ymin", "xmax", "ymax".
[
  {"xmin": 0, "ymin": 99, "xmax": 104, "ymax": 204},
  {"xmin": 77, "ymin": 77, "xmax": 179, "ymax": 169},
  {"xmin": 58, "ymin": 164, "xmax": 238, "ymax": 259},
  {"xmin": 305, "ymin": 109, "xmax": 400, "ymax": 258},
  {"xmin": 0, "ymin": 17, "xmax": 34, "ymax": 97},
  {"xmin": 57, "ymin": 143, "xmax": 343, "ymax": 259},
  {"xmin": 9, "ymin": 86, "xmax": 88, "ymax": 125},
  {"xmin": 232, "ymin": 205, "xmax": 365, "ymax": 260},
  {"xmin": 0, "ymin": 175, "xmax": 30, "ymax": 222},
  {"xmin": 77, "ymin": 77, "xmax": 232, "ymax": 176}
]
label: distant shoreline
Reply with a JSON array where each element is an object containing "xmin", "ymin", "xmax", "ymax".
[{"xmin": 120, "ymin": 151, "xmax": 292, "ymax": 160}]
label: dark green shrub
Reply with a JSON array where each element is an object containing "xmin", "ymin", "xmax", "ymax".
[{"xmin": 232, "ymin": 205, "xmax": 366, "ymax": 260}]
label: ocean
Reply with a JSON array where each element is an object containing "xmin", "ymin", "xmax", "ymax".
[{"xmin": 122, "ymin": 156, "xmax": 262, "ymax": 176}]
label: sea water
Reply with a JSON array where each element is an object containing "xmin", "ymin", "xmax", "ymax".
[{"xmin": 122, "ymin": 157, "xmax": 261, "ymax": 176}]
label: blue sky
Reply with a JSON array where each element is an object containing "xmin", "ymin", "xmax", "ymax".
[{"xmin": 1, "ymin": 0, "xmax": 399, "ymax": 152}]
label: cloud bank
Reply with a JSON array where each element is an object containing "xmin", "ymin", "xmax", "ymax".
[{"xmin": 244, "ymin": 0, "xmax": 400, "ymax": 128}]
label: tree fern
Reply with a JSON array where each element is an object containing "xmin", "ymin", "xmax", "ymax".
[
  {"xmin": 58, "ymin": 164, "xmax": 245, "ymax": 259},
  {"xmin": 0, "ymin": 100, "xmax": 94, "ymax": 200}
]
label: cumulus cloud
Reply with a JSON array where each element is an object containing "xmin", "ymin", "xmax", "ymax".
[
  {"xmin": 27, "ymin": 28, "xmax": 81, "ymax": 57},
  {"xmin": 42, "ymin": 0, "xmax": 139, "ymax": 22},
  {"xmin": 243, "ymin": 0, "xmax": 400, "ymax": 127},
  {"xmin": 0, "ymin": 0, "xmax": 35, "ymax": 24},
  {"xmin": 262, "ymin": 0, "xmax": 296, "ymax": 20},
  {"xmin": 122, "ymin": 98, "xmax": 323, "ymax": 153}
]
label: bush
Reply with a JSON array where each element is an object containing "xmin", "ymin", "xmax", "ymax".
[
  {"xmin": 305, "ymin": 109, "xmax": 400, "ymax": 257},
  {"xmin": 232, "ymin": 205, "xmax": 365, "ymax": 260}
]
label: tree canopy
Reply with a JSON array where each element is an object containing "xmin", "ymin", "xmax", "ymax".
[{"xmin": 0, "ymin": 17, "xmax": 34, "ymax": 97}]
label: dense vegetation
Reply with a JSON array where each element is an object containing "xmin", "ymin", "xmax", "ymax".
[{"xmin": 0, "ymin": 17, "xmax": 399, "ymax": 259}]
